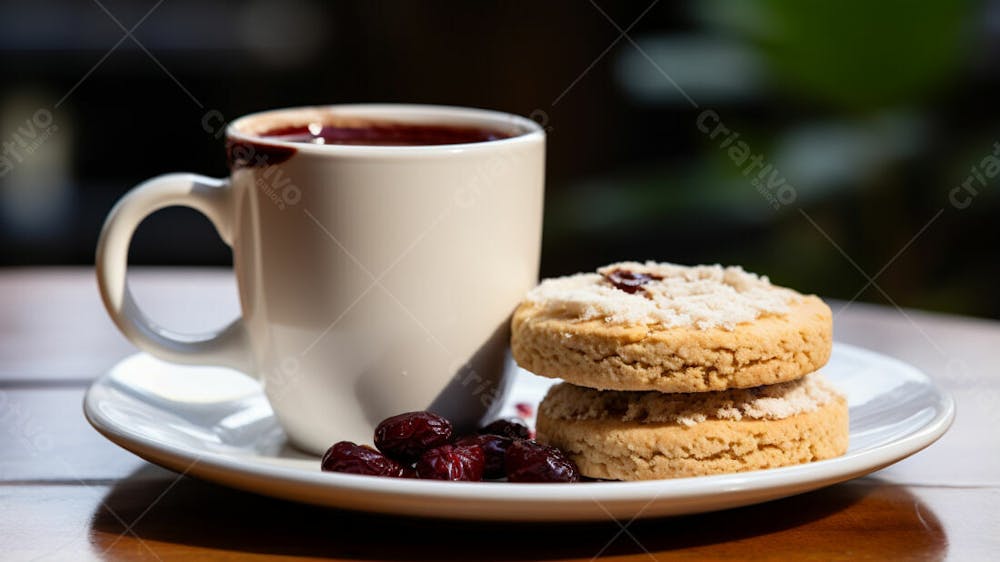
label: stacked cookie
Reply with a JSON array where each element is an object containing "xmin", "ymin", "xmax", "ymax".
[{"xmin": 511, "ymin": 262, "xmax": 848, "ymax": 481}]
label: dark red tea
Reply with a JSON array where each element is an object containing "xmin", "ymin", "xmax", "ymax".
[{"xmin": 258, "ymin": 121, "xmax": 514, "ymax": 146}]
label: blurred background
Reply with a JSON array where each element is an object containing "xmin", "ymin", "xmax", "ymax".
[{"xmin": 1, "ymin": 0, "xmax": 996, "ymax": 318}]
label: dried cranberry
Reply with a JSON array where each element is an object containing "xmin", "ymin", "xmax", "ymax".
[
  {"xmin": 415, "ymin": 444, "xmax": 485, "ymax": 481},
  {"xmin": 455, "ymin": 434, "xmax": 511, "ymax": 479},
  {"xmin": 603, "ymin": 269, "xmax": 661, "ymax": 294},
  {"xmin": 374, "ymin": 411, "xmax": 453, "ymax": 462},
  {"xmin": 479, "ymin": 418, "xmax": 530, "ymax": 440},
  {"xmin": 321, "ymin": 441, "xmax": 408, "ymax": 477},
  {"xmin": 505, "ymin": 440, "xmax": 581, "ymax": 483},
  {"xmin": 515, "ymin": 402, "xmax": 534, "ymax": 418}
]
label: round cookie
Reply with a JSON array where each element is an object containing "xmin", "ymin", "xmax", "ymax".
[
  {"xmin": 512, "ymin": 262, "xmax": 832, "ymax": 393},
  {"xmin": 536, "ymin": 374, "xmax": 849, "ymax": 480}
]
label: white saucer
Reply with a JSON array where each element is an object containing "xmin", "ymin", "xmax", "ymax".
[{"xmin": 84, "ymin": 344, "xmax": 953, "ymax": 521}]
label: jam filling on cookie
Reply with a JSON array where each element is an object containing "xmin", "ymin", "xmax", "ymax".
[{"xmin": 602, "ymin": 268, "xmax": 662, "ymax": 294}]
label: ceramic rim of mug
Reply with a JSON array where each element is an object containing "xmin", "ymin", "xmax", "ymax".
[{"xmin": 226, "ymin": 103, "xmax": 545, "ymax": 157}]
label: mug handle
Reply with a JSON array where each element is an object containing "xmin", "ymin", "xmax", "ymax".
[{"xmin": 96, "ymin": 173, "xmax": 252, "ymax": 373}]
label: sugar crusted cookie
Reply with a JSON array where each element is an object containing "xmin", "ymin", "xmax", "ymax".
[
  {"xmin": 536, "ymin": 373, "xmax": 849, "ymax": 480},
  {"xmin": 511, "ymin": 262, "xmax": 832, "ymax": 393}
]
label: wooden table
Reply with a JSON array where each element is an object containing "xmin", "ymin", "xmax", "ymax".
[{"xmin": 2, "ymin": 268, "xmax": 997, "ymax": 561}]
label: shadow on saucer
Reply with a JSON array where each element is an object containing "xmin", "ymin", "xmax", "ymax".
[{"xmin": 89, "ymin": 467, "xmax": 946, "ymax": 560}]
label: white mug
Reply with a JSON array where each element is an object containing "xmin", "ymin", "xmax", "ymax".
[{"xmin": 96, "ymin": 104, "xmax": 545, "ymax": 454}]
